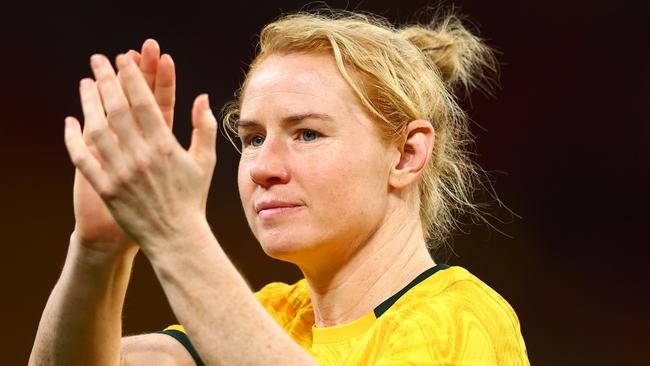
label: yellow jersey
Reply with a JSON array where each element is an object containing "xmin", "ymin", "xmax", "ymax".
[{"xmin": 162, "ymin": 264, "xmax": 529, "ymax": 365}]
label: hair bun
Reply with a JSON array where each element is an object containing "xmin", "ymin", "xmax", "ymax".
[{"xmin": 399, "ymin": 14, "xmax": 498, "ymax": 94}]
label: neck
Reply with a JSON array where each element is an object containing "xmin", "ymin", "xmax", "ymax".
[{"xmin": 297, "ymin": 208, "xmax": 435, "ymax": 328}]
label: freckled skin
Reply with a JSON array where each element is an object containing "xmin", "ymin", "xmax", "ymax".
[{"xmin": 238, "ymin": 53, "xmax": 396, "ymax": 270}]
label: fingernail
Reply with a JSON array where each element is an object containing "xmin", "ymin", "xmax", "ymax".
[
  {"xmin": 203, "ymin": 95, "xmax": 214, "ymax": 117},
  {"xmin": 116, "ymin": 54, "xmax": 131, "ymax": 68},
  {"xmin": 79, "ymin": 78, "xmax": 91, "ymax": 89},
  {"xmin": 90, "ymin": 54, "xmax": 102, "ymax": 68}
]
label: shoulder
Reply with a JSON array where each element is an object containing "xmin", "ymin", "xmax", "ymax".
[
  {"xmin": 378, "ymin": 266, "xmax": 528, "ymax": 364},
  {"xmin": 391, "ymin": 266, "xmax": 521, "ymax": 323}
]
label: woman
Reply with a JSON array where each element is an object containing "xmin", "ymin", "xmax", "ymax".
[{"xmin": 30, "ymin": 10, "xmax": 529, "ymax": 365}]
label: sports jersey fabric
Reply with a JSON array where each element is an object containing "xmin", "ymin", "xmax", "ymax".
[{"xmin": 161, "ymin": 264, "xmax": 529, "ymax": 365}]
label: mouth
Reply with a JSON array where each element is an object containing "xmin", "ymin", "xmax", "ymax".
[
  {"xmin": 255, "ymin": 200, "xmax": 304, "ymax": 219},
  {"xmin": 258, "ymin": 206, "xmax": 304, "ymax": 219}
]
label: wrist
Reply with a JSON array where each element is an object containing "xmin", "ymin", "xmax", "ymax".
[
  {"xmin": 138, "ymin": 215, "xmax": 215, "ymax": 260},
  {"xmin": 70, "ymin": 231, "xmax": 139, "ymax": 269},
  {"xmin": 59, "ymin": 232, "xmax": 138, "ymax": 302}
]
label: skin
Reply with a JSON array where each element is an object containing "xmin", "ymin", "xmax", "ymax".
[
  {"xmin": 29, "ymin": 42, "xmax": 436, "ymax": 365},
  {"xmin": 30, "ymin": 39, "xmax": 314, "ymax": 366},
  {"xmin": 29, "ymin": 40, "xmax": 196, "ymax": 366},
  {"xmin": 238, "ymin": 53, "xmax": 437, "ymax": 326}
]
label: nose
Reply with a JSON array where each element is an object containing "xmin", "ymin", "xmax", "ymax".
[{"xmin": 249, "ymin": 137, "xmax": 290, "ymax": 188}]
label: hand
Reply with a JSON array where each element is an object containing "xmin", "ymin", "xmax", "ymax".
[
  {"xmin": 65, "ymin": 51, "xmax": 217, "ymax": 256},
  {"xmin": 71, "ymin": 40, "xmax": 176, "ymax": 255}
]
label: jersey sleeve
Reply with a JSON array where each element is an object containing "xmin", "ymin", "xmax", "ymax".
[
  {"xmin": 373, "ymin": 279, "xmax": 529, "ymax": 365},
  {"xmin": 158, "ymin": 324, "xmax": 204, "ymax": 366}
]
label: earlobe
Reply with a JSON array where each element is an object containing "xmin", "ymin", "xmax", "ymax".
[{"xmin": 389, "ymin": 119, "xmax": 435, "ymax": 189}]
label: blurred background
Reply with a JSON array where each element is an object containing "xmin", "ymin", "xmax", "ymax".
[{"xmin": 1, "ymin": 0, "xmax": 647, "ymax": 364}]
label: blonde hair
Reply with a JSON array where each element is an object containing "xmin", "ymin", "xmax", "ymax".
[{"xmin": 223, "ymin": 9, "xmax": 499, "ymax": 250}]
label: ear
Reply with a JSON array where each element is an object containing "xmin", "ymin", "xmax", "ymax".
[{"xmin": 389, "ymin": 119, "xmax": 435, "ymax": 189}]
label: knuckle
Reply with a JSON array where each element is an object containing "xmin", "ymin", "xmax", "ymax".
[
  {"xmin": 132, "ymin": 100, "xmax": 153, "ymax": 115},
  {"xmin": 98, "ymin": 184, "xmax": 116, "ymax": 199},
  {"xmin": 74, "ymin": 152, "xmax": 90, "ymax": 167},
  {"xmin": 158, "ymin": 96, "xmax": 175, "ymax": 109},
  {"xmin": 132, "ymin": 153, "xmax": 151, "ymax": 172},
  {"xmin": 69, "ymin": 152, "xmax": 85, "ymax": 167},
  {"xmin": 155, "ymin": 140, "xmax": 173, "ymax": 156},
  {"xmin": 107, "ymin": 104, "xmax": 131, "ymax": 121},
  {"xmin": 114, "ymin": 169, "xmax": 132, "ymax": 187},
  {"xmin": 87, "ymin": 127, "xmax": 105, "ymax": 143}
]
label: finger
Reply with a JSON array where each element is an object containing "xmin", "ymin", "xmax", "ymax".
[
  {"xmin": 124, "ymin": 49, "xmax": 175, "ymax": 128},
  {"xmin": 128, "ymin": 48, "xmax": 175, "ymax": 128},
  {"xmin": 91, "ymin": 54, "xmax": 146, "ymax": 153},
  {"xmin": 140, "ymin": 39, "xmax": 160, "ymax": 90},
  {"xmin": 188, "ymin": 94, "xmax": 218, "ymax": 166},
  {"xmin": 126, "ymin": 49, "xmax": 142, "ymax": 66},
  {"xmin": 79, "ymin": 79, "xmax": 117, "ymax": 169},
  {"xmin": 155, "ymin": 54, "xmax": 176, "ymax": 128},
  {"xmin": 116, "ymin": 51, "xmax": 141, "ymax": 88},
  {"xmin": 79, "ymin": 78, "xmax": 107, "ymax": 144},
  {"xmin": 64, "ymin": 117, "xmax": 112, "ymax": 197},
  {"xmin": 115, "ymin": 54, "xmax": 171, "ymax": 143},
  {"xmin": 85, "ymin": 116, "xmax": 130, "ymax": 182}
]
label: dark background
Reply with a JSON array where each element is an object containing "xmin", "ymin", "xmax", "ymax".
[{"xmin": 1, "ymin": 0, "xmax": 648, "ymax": 364}]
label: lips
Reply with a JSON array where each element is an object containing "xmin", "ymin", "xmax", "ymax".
[{"xmin": 254, "ymin": 200, "xmax": 303, "ymax": 214}]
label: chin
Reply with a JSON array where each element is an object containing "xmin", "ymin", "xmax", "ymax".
[
  {"xmin": 260, "ymin": 239, "xmax": 304, "ymax": 261},
  {"xmin": 258, "ymin": 232, "xmax": 320, "ymax": 263}
]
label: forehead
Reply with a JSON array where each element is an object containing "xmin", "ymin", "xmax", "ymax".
[{"xmin": 240, "ymin": 53, "xmax": 358, "ymax": 117}]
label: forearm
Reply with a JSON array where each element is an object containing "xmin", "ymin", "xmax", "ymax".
[
  {"xmin": 144, "ymin": 220, "xmax": 317, "ymax": 366},
  {"xmin": 29, "ymin": 232, "xmax": 138, "ymax": 366}
]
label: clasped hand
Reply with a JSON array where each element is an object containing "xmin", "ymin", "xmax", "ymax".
[{"xmin": 64, "ymin": 51, "xmax": 218, "ymax": 255}]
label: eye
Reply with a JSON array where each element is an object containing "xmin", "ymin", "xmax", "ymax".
[
  {"xmin": 243, "ymin": 134, "xmax": 265, "ymax": 147},
  {"xmin": 299, "ymin": 129, "xmax": 320, "ymax": 142}
]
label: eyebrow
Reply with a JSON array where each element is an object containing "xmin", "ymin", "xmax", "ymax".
[{"xmin": 236, "ymin": 112, "xmax": 333, "ymax": 130}]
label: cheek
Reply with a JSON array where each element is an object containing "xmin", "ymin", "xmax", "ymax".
[
  {"xmin": 237, "ymin": 160, "xmax": 246, "ymax": 197},
  {"xmin": 237, "ymin": 160, "xmax": 254, "ymax": 216},
  {"xmin": 302, "ymin": 142, "xmax": 389, "ymax": 218}
]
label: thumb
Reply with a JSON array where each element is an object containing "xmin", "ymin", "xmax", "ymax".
[{"xmin": 188, "ymin": 94, "xmax": 218, "ymax": 166}]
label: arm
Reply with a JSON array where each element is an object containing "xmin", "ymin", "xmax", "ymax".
[
  {"xmin": 62, "ymin": 51, "xmax": 318, "ymax": 365},
  {"xmin": 145, "ymin": 221, "xmax": 317, "ymax": 366},
  {"xmin": 28, "ymin": 234, "xmax": 196, "ymax": 366},
  {"xmin": 28, "ymin": 233, "xmax": 137, "ymax": 366},
  {"xmin": 29, "ymin": 40, "xmax": 185, "ymax": 365}
]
